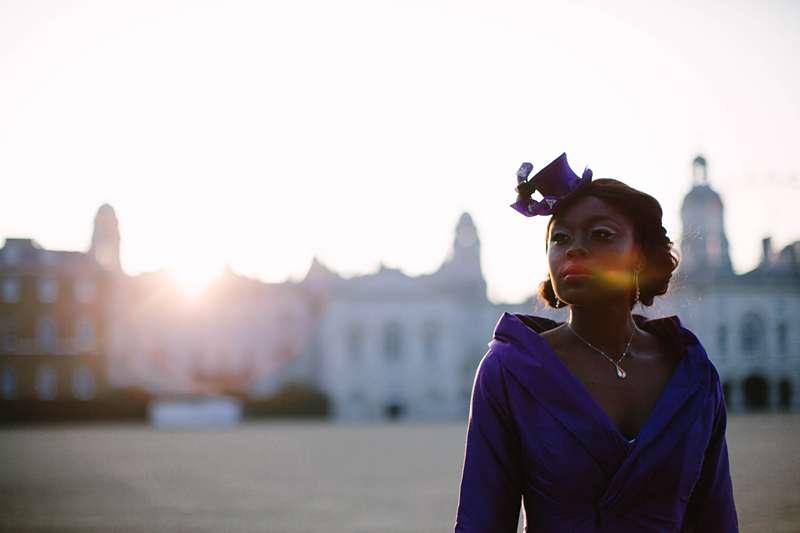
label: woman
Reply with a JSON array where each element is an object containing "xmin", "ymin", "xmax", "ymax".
[{"xmin": 453, "ymin": 153, "xmax": 738, "ymax": 532}]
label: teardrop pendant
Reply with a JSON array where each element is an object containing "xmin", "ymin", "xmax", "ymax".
[{"xmin": 615, "ymin": 364, "xmax": 627, "ymax": 379}]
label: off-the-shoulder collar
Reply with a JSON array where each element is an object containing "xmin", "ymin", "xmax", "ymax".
[
  {"xmin": 505, "ymin": 313, "xmax": 697, "ymax": 360},
  {"xmin": 485, "ymin": 311, "xmax": 711, "ymax": 510}
]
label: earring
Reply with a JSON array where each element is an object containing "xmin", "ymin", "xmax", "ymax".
[
  {"xmin": 633, "ymin": 269, "xmax": 641, "ymax": 304},
  {"xmin": 555, "ymin": 298, "xmax": 563, "ymax": 308}
]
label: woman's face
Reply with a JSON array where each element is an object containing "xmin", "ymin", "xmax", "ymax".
[{"xmin": 547, "ymin": 195, "xmax": 643, "ymax": 307}]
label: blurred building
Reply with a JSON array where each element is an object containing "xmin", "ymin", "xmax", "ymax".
[
  {"xmin": 311, "ymin": 155, "xmax": 799, "ymax": 420},
  {"xmin": 656, "ymin": 155, "xmax": 800, "ymax": 412},
  {"xmin": 1, "ymin": 155, "xmax": 796, "ymax": 421},
  {"xmin": 0, "ymin": 205, "xmax": 116, "ymax": 408},
  {"xmin": 107, "ymin": 266, "xmax": 316, "ymax": 398},
  {"xmin": 302, "ymin": 213, "xmax": 521, "ymax": 420}
]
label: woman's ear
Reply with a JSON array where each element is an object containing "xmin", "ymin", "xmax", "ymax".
[
  {"xmin": 638, "ymin": 257, "xmax": 647, "ymax": 272},
  {"xmin": 635, "ymin": 247, "xmax": 647, "ymax": 271}
]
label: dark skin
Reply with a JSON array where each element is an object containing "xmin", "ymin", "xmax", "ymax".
[{"xmin": 538, "ymin": 195, "xmax": 681, "ymax": 440}]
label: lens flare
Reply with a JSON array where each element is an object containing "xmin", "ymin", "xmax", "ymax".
[{"xmin": 597, "ymin": 269, "xmax": 635, "ymax": 290}]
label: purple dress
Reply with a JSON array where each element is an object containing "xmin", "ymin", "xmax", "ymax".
[{"xmin": 454, "ymin": 312, "xmax": 738, "ymax": 532}]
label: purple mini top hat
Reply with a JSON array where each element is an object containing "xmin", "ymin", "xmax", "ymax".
[{"xmin": 510, "ymin": 152, "xmax": 593, "ymax": 217}]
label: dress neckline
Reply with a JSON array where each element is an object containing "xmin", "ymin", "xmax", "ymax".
[{"xmin": 511, "ymin": 313, "xmax": 691, "ymax": 444}]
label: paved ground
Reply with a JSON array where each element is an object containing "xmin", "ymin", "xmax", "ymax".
[{"xmin": 0, "ymin": 413, "xmax": 798, "ymax": 532}]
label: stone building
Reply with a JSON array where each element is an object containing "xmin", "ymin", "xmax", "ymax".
[
  {"xmin": 0, "ymin": 204, "xmax": 116, "ymax": 406},
  {"xmin": 2, "ymin": 155, "xmax": 796, "ymax": 420},
  {"xmin": 657, "ymin": 156, "xmax": 799, "ymax": 411},
  {"xmin": 310, "ymin": 155, "xmax": 799, "ymax": 420}
]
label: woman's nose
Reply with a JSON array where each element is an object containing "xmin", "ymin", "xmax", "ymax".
[{"xmin": 565, "ymin": 239, "xmax": 590, "ymax": 259}]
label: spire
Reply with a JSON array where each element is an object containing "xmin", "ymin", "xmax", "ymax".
[
  {"xmin": 438, "ymin": 212, "xmax": 486, "ymax": 301},
  {"xmin": 90, "ymin": 203, "xmax": 121, "ymax": 271},
  {"xmin": 680, "ymin": 156, "xmax": 733, "ymax": 279},
  {"xmin": 692, "ymin": 154, "xmax": 708, "ymax": 185},
  {"xmin": 453, "ymin": 212, "xmax": 480, "ymax": 251}
]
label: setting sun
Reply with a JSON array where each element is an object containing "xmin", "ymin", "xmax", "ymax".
[{"xmin": 166, "ymin": 257, "xmax": 225, "ymax": 297}]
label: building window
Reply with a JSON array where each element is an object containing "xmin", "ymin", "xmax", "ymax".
[
  {"xmin": 0, "ymin": 318, "xmax": 16, "ymax": 352},
  {"xmin": 777, "ymin": 322, "xmax": 788, "ymax": 356},
  {"xmin": 72, "ymin": 365, "xmax": 96, "ymax": 400},
  {"xmin": 73, "ymin": 278, "xmax": 96, "ymax": 304},
  {"xmin": 37, "ymin": 278, "xmax": 58, "ymax": 303},
  {"xmin": 2, "ymin": 278, "xmax": 20, "ymax": 303},
  {"xmin": 1, "ymin": 367, "xmax": 15, "ymax": 399},
  {"xmin": 74, "ymin": 316, "xmax": 96, "ymax": 352},
  {"xmin": 36, "ymin": 317, "xmax": 58, "ymax": 352},
  {"xmin": 717, "ymin": 324, "xmax": 728, "ymax": 357},
  {"xmin": 383, "ymin": 321, "xmax": 403, "ymax": 361},
  {"xmin": 35, "ymin": 365, "xmax": 58, "ymax": 400},
  {"xmin": 349, "ymin": 388, "xmax": 366, "ymax": 403},
  {"xmin": 740, "ymin": 312, "xmax": 766, "ymax": 355},
  {"xmin": 422, "ymin": 320, "xmax": 441, "ymax": 360},
  {"xmin": 347, "ymin": 321, "xmax": 365, "ymax": 362}
]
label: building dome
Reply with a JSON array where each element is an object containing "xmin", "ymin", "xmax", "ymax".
[
  {"xmin": 682, "ymin": 183, "xmax": 723, "ymax": 206},
  {"xmin": 679, "ymin": 155, "xmax": 733, "ymax": 279}
]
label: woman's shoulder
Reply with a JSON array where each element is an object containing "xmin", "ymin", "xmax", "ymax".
[
  {"xmin": 639, "ymin": 314, "xmax": 724, "ymax": 401},
  {"xmin": 635, "ymin": 313, "xmax": 707, "ymax": 345},
  {"xmin": 633, "ymin": 313, "xmax": 712, "ymax": 358},
  {"xmin": 514, "ymin": 313, "xmax": 562, "ymax": 334}
]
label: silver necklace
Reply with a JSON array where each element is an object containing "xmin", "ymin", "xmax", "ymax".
[{"xmin": 567, "ymin": 323, "xmax": 635, "ymax": 379}]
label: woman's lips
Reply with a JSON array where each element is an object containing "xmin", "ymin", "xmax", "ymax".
[
  {"xmin": 562, "ymin": 272, "xmax": 593, "ymax": 281},
  {"xmin": 560, "ymin": 265, "xmax": 594, "ymax": 280}
]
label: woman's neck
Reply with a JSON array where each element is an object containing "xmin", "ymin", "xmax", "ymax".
[{"xmin": 567, "ymin": 304, "xmax": 639, "ymax": 354}]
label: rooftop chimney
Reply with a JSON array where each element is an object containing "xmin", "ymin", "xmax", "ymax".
[{"xmin": 761, "ymin": 237, "xmax": 772, "ymax": 268}]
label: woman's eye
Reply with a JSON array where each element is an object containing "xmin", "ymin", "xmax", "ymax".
[
  {"xmin": 550, "ymin": 233, "xmax": 569, "ymax": 244},
  {"xmin": 592, "ymin": 229, "xmax": 615, "ymax": 240}
]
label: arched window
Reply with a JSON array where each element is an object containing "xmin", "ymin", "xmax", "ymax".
[
  {"xmin": 74, "ymin": 316, "xmax": 96, "ymax": 352},
  {"xmin": 2, "ymin": 277, "xmax": 20, "ymax": 303},
  {"xmin": 778, "ymin": 379, "xmax": 792, "ymax": 410},
  {"xmin": 347, "ymin": 321, "xmax": 365, "ymax": 362},
  {"xmin": 0, "ymin": 318, "xmax": 16, "ymax": 353},
  {"xmin": 777, "ymin": 322, "xmax": 788, "ymax": 356},
  {"xmin": 37, "ymin": 278, "xmax": 58, "ymax": 303},
  {"xmin": 383, "ymin": 321, "xmax": 403, "ymax": 361},
  {"xmin": 1, "ymin": 367, "xmax": 16, "ymax": 399},
  {"xmin": 717, "ymin": 324, "xmax": 728, "ymax": 357},
  {"xmin": 35, "ymin": 365, "xmax": 58, "ymax": 400},
  {"xmin": 36, "ymin": 317, "xmax": 58, "ymax": 352},
  {"xmin": 72, "ymin": 365, "xmax": 96, "ymax": 400},
  {"xmin": 740, "ymin": 312, "xmax": 766, "ymax": 355},
  {"xmin": 743, "ymin": 374, "xmax": 769, "ymax": 409},
  {"xmin": 422, "ymin": 320, "xmax": 441, "ymax": 360}
]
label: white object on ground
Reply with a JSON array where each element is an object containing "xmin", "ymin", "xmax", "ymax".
[{"xmin": 148, "ymin": 395, "xmax": 243, "ymax": 428}]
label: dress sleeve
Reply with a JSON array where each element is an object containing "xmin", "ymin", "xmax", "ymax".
[
  {"xmin": 454, "ymin": 350, "xmax": 523, "ymax": 533},
  {"xmin": 681, "ymin": 374, "xmax": 739, "ymax": 532}
]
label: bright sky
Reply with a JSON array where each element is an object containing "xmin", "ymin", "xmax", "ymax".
[{"xmin": 1, "ymin": 0, "xmax": 798, "ymax": 304}]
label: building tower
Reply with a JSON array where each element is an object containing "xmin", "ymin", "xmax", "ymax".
[
  {"xmin": 448, "ymin": 213, "xmax": 482, "ymax": 274},
  {"xmin": 439, "ymin": 212, "xmax": 486, "ymax": 301},
  {"xmin": 679, "ymin": 155, "xmax": 734, "ymax": 281},
  {"xmin": 89, "ymin": 204, "xmax": 121, "ymax": 271}
]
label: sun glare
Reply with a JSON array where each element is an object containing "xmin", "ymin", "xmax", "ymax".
[{"xmin": 167, "ymin": 259, "xmax": 225, "ymax": 297}]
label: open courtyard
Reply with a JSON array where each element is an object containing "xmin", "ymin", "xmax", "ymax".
[{"xmin": 1, "ymin": 413, "xmax": 798, "ymax": 532}]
